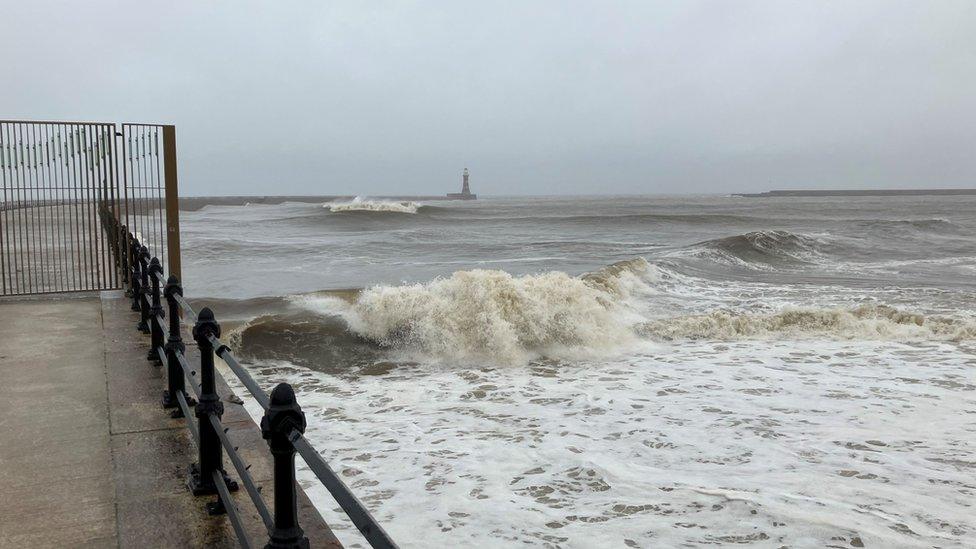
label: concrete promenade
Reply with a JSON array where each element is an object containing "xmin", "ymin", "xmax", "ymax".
[{"xmin": 0, "ymin": 292, "xmax": 340, "ymax": 547}]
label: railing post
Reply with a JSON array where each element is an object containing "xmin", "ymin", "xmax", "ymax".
[
  {"xmin": 162, "ymin": 275, "xmax": 193, "ymax": 415},
  {"xmin": 137, "ymin": 246, "xmax": 151, "ymax": 333},
  {"xmin": 188, "ymin": 307, "xmax": 237, "ymax": 505},
  {"xmin": 162, "ymin": 125, "xmax": 182, "ymax": 282},
  {"xmin": 147, "ymin": 257, "xmax": 164, "ymax": 363},
  {"xmin": 261, "ymin": 383, "xmax": 309, "ymax": 549},
  {"xmin": 129, "ymin": 237, "xmax": 141, "ymax": 309}
]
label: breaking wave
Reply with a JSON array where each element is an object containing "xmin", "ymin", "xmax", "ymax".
[
  {"xmin": 282, "ymin": 257, "xmax": 972, "ymax": 364},
  {"xmin": 325, "ymin": 197, "xmax": 421, "ymax": 214},
  {"xmin": 323, "ymin": 269, "xmax": 642, "ymax": 364},
  {"xmin": 215, "ymin": 256, "xmax": 973, "ymax": 367}
]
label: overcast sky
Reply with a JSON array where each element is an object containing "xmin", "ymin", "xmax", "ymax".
[{"xmin": 2, "ymin": 1, "xmax": 974, "ymax": 196}]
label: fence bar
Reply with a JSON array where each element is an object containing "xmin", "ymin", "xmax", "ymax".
[
  {"xmin": 291, "ymin": 431, "xmax": 398, "ymax": 549},
  {"xmin": 173, "ymin": 292, "xmax": 198, "ymax": 323},
  {"xmin": 0, "ymin": 124, "xmax": 9, "ymax": 294},
  {"xmin": 176, "ymin": 390, "xmax": 200, "ymax": 447},
  {"xmin": 213, "ymin": 470, "xmax": 254, "ymax": 549},
  {"xmin": 209, "ymin": 413, "xmax": 275, "ymax": 532},
  {"xmin": 175, "ymin": 352, "xmax": 203, "ymax": 400},
  {"xmin": 211, "ymin": 337, "xmax": 271, "ymax": 410}
]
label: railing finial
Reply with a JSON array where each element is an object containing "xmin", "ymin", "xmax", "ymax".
[{"xmin": 262, "ymin": 383, "xmax": 309, "ymax": 549}]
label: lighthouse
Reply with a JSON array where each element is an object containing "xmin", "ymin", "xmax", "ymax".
[{"xmin": 447, "ymin": 167, "xmax": 477, "ymax": 200}]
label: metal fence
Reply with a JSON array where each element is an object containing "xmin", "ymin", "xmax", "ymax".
[
  {"xmin": 0, "ymin": 119, "xmax": 180, "ymax": 297},
  {"xmin": 107, "ymin": 213, "xmax": 397, "ymax": 549},
  {"xmin": 120, "ymin": 123, "xmax": 181, "ymax": 281}
]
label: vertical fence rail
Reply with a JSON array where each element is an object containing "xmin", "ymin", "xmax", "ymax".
[
  {"xmin": 0, "ymin": 120, "xmax": 178, "ymax": 297},
  {"xmin": 120, "ymin": 123, "xmax": 170, "ymax": 278},
  {"xmin": 0, "ymin": 121, "xmax": 111, "ymax": 294}
]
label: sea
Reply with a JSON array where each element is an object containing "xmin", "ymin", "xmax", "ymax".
[{"xmin": 178, "ymin": 194, "xmax": 976, "ymax": 548}]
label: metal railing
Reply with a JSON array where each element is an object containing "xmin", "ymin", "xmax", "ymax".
[{"xmin": 104, "ymin": 211, "xmax": 397, "ymax": 549}]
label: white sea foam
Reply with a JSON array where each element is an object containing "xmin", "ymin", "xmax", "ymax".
[
  {"xmin": 223, "ymin": 339, "xmax": 976, "ymax": 548},
  {"xmin": 291, "ymin": 258, "xmax": 976, "ymax": 364},
  {"xmin": 640, "ymin": 304, "xmax": 976, "ymax": 342},
  {"xmin": 288, "ymin": 258, "xmax": 974, "ymax": 366},
  {"xmin": 325, "ymin": 196, "xmax": 420, "ymax": 214},
  {"xmin": 190, "ymin": 196, "xmax": 976, "ymax": 548}
]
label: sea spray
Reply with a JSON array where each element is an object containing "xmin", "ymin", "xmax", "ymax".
[
  {"xmin": 282, "ymin": 257, "xmax": 975, "ymax": 363},
  {"xmin": 325, "ymin": 196, "xmax": 420, "ymax": 214},
  {"xmin": 342, "ymin": 269, "xmax": 638, "ymax": 363}
]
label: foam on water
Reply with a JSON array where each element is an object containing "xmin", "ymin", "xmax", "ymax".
[
  {"xmin": 186, "ymin": 196, "xmax": 976, "ymax": 547},
  {"xmin": 640, "ymin": 304, "xmax": 976, "ymax": 342},
  {"xmin": 325, "ymin": 197, "xmax": 421, "ymax": 214},
  {"xmin": 287, "ymin": 258, "xmax": 973, "ymax": 366},
  {"xmin": 222, "ymin": 339, "xmax": 976, "ymax": 548}
]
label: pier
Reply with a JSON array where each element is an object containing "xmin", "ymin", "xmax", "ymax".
[{"xmin": 0, "ymin": 120, "xmax": 397, "ymax": 548}]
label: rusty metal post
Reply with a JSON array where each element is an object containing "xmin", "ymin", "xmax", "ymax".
[{"xmin": 162, "ymin": 126, "xmax": 181, "ymax": 282}]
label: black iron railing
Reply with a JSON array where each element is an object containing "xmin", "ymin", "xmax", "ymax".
[{"xmin": 103, "ymin": 210, "xmax": 397, "ymax": 549}]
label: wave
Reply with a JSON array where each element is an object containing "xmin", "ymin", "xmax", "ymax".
[
  {"xmin": 683, "ymin": 230, "xmax": 831, "ymax": 269},
  {"xmin": 855, "ymin": 218, "xmax": 958, "ymax": 232},
  {"xmin": 516, "ymin": 213, "xmax": 772, "ymax": 225},
  {"xmin": 225, "ymin": 311, "xmax": 385, "ymax": 373},
  {"xmin": 638, "ymin": 304, "xmax": 976, "ymax": 342},
  {"xmin": 325, "ymin": 197, "xmax": 422, "ymax": 214},
  {"xmin": 210, "ymin": 257, "xmax": 974, "ymax": 367},
  {"xmin": 291, "ymin": 263, "xmax": 653, "ymax": 364}
]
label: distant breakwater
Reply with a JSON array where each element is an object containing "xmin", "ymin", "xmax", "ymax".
[{"xmin": 735, "ymin": 189, "xmax": 976, "ymax": 198}]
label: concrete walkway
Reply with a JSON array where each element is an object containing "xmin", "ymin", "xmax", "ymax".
[{"xmin": 0, "ymin": 292, "xmax": 340, "ymax": 548}]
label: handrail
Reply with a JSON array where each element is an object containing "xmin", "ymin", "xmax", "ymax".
[
  {"xmin": 104, "ymin": 210, "xmax": 398, "ymax": 549},
  {"xmin": 210, "ymin": 336, "xmax": 271, "ymax": 411},
  {"xmin": 214, "ymin": 470, "xmax": 253, "ymax": 549},
  {"xmin": 174, "ymin": 352, "xmax": 203, "ymax": 399},
  {"xmin": 209, "ymin": 413, "xmax": 274, "ymax": 531},
  {"xmin": 176, "ymin": 391, "xmax": 200, "ymax": 447},
  {"xmin": 291, "ymin": 430, "xmax": 398, "ymax": 549}
]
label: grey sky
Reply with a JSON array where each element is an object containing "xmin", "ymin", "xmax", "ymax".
[{"xmin": 2, "ymin": 1, "xmax": 974, "ymax": 196}]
